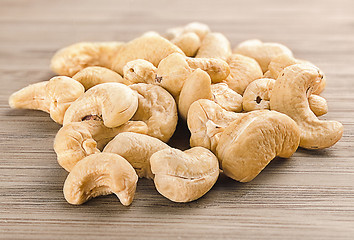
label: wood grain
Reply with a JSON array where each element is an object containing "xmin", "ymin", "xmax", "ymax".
[{"xmin": 0, "ymin": 0, "xmax": 354, "ymax": 239}]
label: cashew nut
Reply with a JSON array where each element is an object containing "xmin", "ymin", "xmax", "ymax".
[
  {"xmin": 233, "ymin": 39, "xmax": 293, "ymax": 73},
  {"xmin": 223, "ymin": 54, "xmax": 263, "ymax": 95},
  {"xmin": 242, "ymin": 78, "xmax": 275, "ymax": 112},
  {"xmin": 171, "ymin": 32, "xmax": 201, "ymax": 57},
  {"xmin": 63, "ymin": 83, "xmax": 138, "ymax": 128},
  {"xmin": 54, "ymin": 120, "xmax": 148, "ymax": 172},
  {"xmin": 129, "ymin": 83, "xmax": 178, "ymax": 142},
  {"xmin": 72, "ymin": 66, "xmax": 129, "ymax": 90},
  {"xmin": 51, "ymin": 42, "xmax": 124, "ymax": 77},
  {"xmin": 187, "ymin": 99, "xmax": 241, "ymax": 153},
  {"xmin": 211, "ymin": 83, "xmax": 243, "ymax": 112},
  {"xmin": 156, "ymin": 53, "xmax": 230, "ymax": 97},
  {"xmin": 216, "ymin": 110, "xmax": 300, "ymax": 182},
  {"xmin": 270, "ymin": 64, "xmax": 343, "ymax": 149},
  {"xmin": 165, "ymin": 22, "xmax": 210, "ymax": 41},
  {"xmin": 185, "ymin": 57, "xmax": 230, "ymax": 83},
  {"xmin": 268, "ymin": 54, "xmax": 326, "ymax": 94},
  {"xmin": 123, "ymin": 59, "xmax": 157, "ymax": 85},
  {"xmin": 9, "ymin": 76, "xmax": 84, "ymax": 124},
  {"xmin": 196, "ymin": 32, "xmax": 232, "ymax": 60},
  {"xmin": 178, "ymin": 69, "xmax": 214, "ymax": 119},
  {"xmin": 308, "ymin": 94, "xmax": 328, "ymax": 117},
  {"xmin": 243, "ymin": 78, "xmax": 328, "ymax": 116},
  {"xmin": 150, "ymin": 146, "xmax": 219, "ymax": 202},
  {"xmin": 63, "ymin": 153, "xmax": 138, "ymax": 206},
  {"xmin": 111, "ymin": 34, "xmax": 184, "ymax": 75},
  {"xmin": 103, "ymin": 132, "xmax": 169, "ymax": 179}
]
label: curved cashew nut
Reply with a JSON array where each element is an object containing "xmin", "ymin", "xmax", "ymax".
[
  {"xmin": 9, "ymin": 76, "xmax": 84, "ymax": 124},
  {"xmin": 243, "ymin": 78, "xmax": 328, "ymax": 116},
  {"xmin": 103, "ymin": 132, "xmax": 169, "ymax": 179},
  {"xmin": 179, "ymin": 70, "xmax": 243, "ymax": 119},
  {"xmin": 54, "ymin": 120, "xmax": 148, "ymax": 172},
  {"xmin": 178, "ymin": 69, "xmax": 214, "ymax": 119},
  {"xmin": 216, "ymin": 111, "xmax": 300, "ymax": 182},
  {"xmin": 63, "ymin": 153, "xmax": 138, "ymax": 206},
  {"xmin": 63, "ymin": 83, "xmax": 138, "ymax": 128},
  {"xmin": 51, "ymin": 42, "xmax": 124, "ymax": 76},
  {"xmin": 308, "ymin": 94, "xmax": 328, "ymax": 117},
  {"xmin": 150, "ymin": 147, "xmax": 219, "ymax": 203},
  {"xmin": 129, "ymin": 83, "xmax": 178, "ymax": 142},
  {"xmin": 187, "ymin": 99, "xmax": 241, "ymax": 153},
  {"xmin": 165, "ymin": 22, "xmax": 210, "ymax": 41},
  {"xmin": 123, "ymin": 59, "xmax": 157, "ymax": 85},
  {"xmin": 223, "ymin": 54, "xmax": 263, "ymax": 95},
  {"xmin": 270, "ymin": 64, "xmax": 343, "ymax": 149},
  {"xmin": 156, "ymin": 53, "xmax": 230, "ymax": 97},
  {"xmin": 171, "ymin": 32, "xmax": 201, "ymax": 57},
  {"xmin": 111, "ymin": 34, "xmax": 184, "ymax": 75},
  {"xmin": 185, "ymin": 57, "xmax": 230, "ymax": 83},
  {"xmin": 268, "ymin": 54, "xmax": 326, "ymax": 94},
  {"xmin": 211, "ymin": 83, "xmax": 243, "ymax": 112},
  {"xmin": 72, "ymin": 66, "xmax": 128, "ymax": 90},
  {"xmin": 242, "ymin": 78, "xmax": 275, "ymax": 112},
  {"xmin": 233, "ymin": 39, "xmax": 293, "ymax": 73},
  {"xmin": 195, "ymin": 32, "xmax": 232, "ymax": 60}
]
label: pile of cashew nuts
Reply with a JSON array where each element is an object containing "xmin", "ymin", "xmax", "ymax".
[{"xmin": 9, "ymin": 23, "xmax": 343, "ymax": 205}]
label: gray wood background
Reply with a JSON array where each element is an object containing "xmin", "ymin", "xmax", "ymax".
[{"xmin": 0, "ymin": 0, "xmax": 353, "ymax": 239}]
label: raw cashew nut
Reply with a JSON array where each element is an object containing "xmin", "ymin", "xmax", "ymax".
[
  {"xmin": 211, "ymin": 83, "xmax": 243, "ymax": 112},
  {"xmin": 178, "ymin": 69, "xmax": 213, "ymax": 119},
  {"xmin": 165, "ymin": 22, "xmax": 210, "ymax": 41},
  {"xmin": 72, "ymin": 66, "xmax": 128, "ymax": 90},
  {"xmin": 233, "ymin": 39, "xmax": 293, "ymax": 73},
  {"xmin": 129, "ymin": 83, "xmax": 178, "ymax": 142},
  {"xmin": 63, "ymin": 153, "xmax": 138, "ymax": 206},
  {"xmin": 150, "ymin": 147, "xmax": 219, "ymax": 202},
  {"xmin": 268, "ymin": 54, "xmax": 326, "ymax": 94},
  {"xmin": 51, "ymin": 42, "xmax": 124, "ymax": 76},
  {"xmin": 243, "ymin": 78, "xmax": 328, "ymax": 116},
  {"xmin": 185, "ymin": 57, "xmax": 230, "ymax": 83},
  {"xmin": 63, "ymin": 83, "xmax": 138, "ymax": 128},
  {"xmin": 171, "ymin": 32, "xmax": 201, "ymax": 57},
  {"xmin": 9, "ymin": 76, "xmax": 84, "ymax": 124},
  {"xmin": 103, "ymin": 132, "xmax": 169, "ymax": 179},
  {"xmin": 270, "ymin": 64, "xmax": 343, "ymax": 149},
  {"xmin": 178, "ymin": 70, "xmax": 243, "ymax": 119},
  {"xmin": 223, "ymin": 54, "xmax": 263, "ymax": 95},
  {"xmin": 308, "ymin": 94, "xmax": 328, "ymax": 117},
  {"xmin": 242, "ymin": 78, "xmax": 275, "ymax": 112},
  {"xmin": 187, "ymin": 99, "xmax": 241, "ymax": 153},
  {"xmin": 111, "ymin": 34, "xmax": 184, "ymax": 75},
  {"xmin": 54, "ymin": 120, "xmax": 148, "ymax": 172},
  {"xmin": 196, "ymin": 32, "xmax": 232, "ymax": 60},
  {"xmin": 123, "ymin": 59, "xmax": 157, "ymax": 85},
  {"xmin": 216, "ymin": 111, "xmax": 300, "ymax": 182},
  {"xmin": 156, "ymin": 53, "xmax": 230, "ymax": 97}
]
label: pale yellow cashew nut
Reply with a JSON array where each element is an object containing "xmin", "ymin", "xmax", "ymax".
[
  {"xmin": 72, "ymin": 66, "xmax": 129, "ymax": 90},
  {"xmin": 63, "ymin": 83, "xmax": 138, "ymax": 128},
  {"xmin": 9, "ymin": 76, "xmax": 84, "ymax": 124},
  {"xmin": 63, "ymin": 153, "xmax": 138, "ymax": 206},
  {"xmin": 150, "ymin": 147, "xmax": 219, "ymax": 203},
  {"xmin": 54, "ymin": 120, "xmax": 148, "ymax": 172},
  {"xmin": 216, "ymin": 111, "xmax": 300, "ymax": 182},
  {"xmin": 270, "ymin": 64, "xmax": 343, "ymax": 149}
]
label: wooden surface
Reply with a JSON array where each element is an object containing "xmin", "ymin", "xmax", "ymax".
[{"xmin": 1, "ymin": 0, "xmax": 354, "ymax": 239}]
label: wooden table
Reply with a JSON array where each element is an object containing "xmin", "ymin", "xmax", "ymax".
[{"xmin": 1, "ymin": 0, "xmax": 353, "ymax": 239}]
